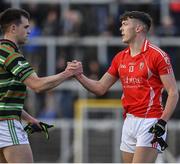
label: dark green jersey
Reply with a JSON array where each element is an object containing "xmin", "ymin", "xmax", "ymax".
[{"xmin": 0, "ymin": 39, "xmax": 34, "ymax": 120}]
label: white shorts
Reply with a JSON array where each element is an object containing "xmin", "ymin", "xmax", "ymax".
[
  {"xmin": 120, "ymin": 114, "xmax": 167, "ymax": 153},
  {"xmin": 0, "ymin": 119, "xmax": 29, "ymax": 148}
]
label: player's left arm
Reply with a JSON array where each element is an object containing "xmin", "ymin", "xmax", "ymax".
[
  {"xmin": 21, "ymin": 109, "xmax": 40, "ymax": 126},
  {"xmin": 160, "ymin": 73, "xmax": 179, "ymax": 121},
  {"xmin": 22, "ymin": 110, "xmax": 54, "ymax": 139}
]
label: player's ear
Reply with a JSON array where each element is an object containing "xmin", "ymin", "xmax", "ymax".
[
  {"xmin": 136, "ymin": 24, "xmax": 144, "ymax": 33},
  {"xmin": 10, "ymin": 24, "xmax": 17, "ymax": 33}
]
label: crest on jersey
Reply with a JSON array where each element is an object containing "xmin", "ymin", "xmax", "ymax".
[{"xmin": 139, "ymin": 62, "xmax": 144, "ymax": 70}]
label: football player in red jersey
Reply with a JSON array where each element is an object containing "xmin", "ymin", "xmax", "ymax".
[{"xmin": 69, "ymin": 11, "xmax": 179, "ymax": 163}]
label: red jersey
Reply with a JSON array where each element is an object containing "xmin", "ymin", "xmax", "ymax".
[{"xmin": 108, "ymin": 40, "xmax": 173, "ymax": 118}]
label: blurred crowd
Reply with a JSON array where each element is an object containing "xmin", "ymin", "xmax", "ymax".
[
  {"xmin": 0, "ymin": 1, "xmax": 180, "ymax": 119},
  {"xmin": 1, "ymin": 1, "xmax": 180, "ymax": 37}
]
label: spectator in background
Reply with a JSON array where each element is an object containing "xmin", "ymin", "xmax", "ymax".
[
  {"xmin": 77, "ymin": 6, "xmax": 98, "ymax": 36},
  {"xmin": 94, "ymin": 5, "xmax": 109, "ymax": 35},
  {"xmin": 42, "ymin": 9, "xmax": 59, "ymax": 36},
  {"xmin": 56, "ymin": 53, "xmax": 67, "ymax": 73},
  {"xmin": 169, "ymin": 0, "xmax": 180, "ymax": 33},
  {"xmin": 155, "ymin": 15, "xmax": 178, "ymax": 36},
  {"xmin": 85, "ymin": 59, "xmax": 107, "ymax": 99},
  {"xmin": 86, "ymin": 59, "xmax": 103, "ymax": 80},
  {"xmin": 105, "ymin": 15, "xmax": 117, "ymax": 36},
  {"xmin": 155, "ymin": 15, "xmax": 178, "ymax": 80},
  {"xmin": 60, "ymin": 9, "xmax": 82, "ymax": 37}
]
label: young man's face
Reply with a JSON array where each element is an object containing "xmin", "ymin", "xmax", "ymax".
[
  {"xmin": 120, "ymin": 18, "xmax": 139, "ymax": 44},
  {"xmin": 15, "ymin": 16, "xmax": 30, "ymax": 45}
]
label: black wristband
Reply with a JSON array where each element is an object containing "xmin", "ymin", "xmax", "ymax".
[{"xmin": 158, "ymin": 119, "xmax": 167, "ymax": 127}]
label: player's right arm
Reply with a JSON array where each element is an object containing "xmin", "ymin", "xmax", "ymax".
[
  {"xmin": 76, "ymin": 72, "xmax": 118, "ymax": 96},
  {"xmin": 2, "ymin": 50, "xmax": 82, "ymax": 93},
  {"xmin": 23, "ymin": 62, "xmax": 82, "ymax": 93},
  {"xmin": 23, "ymin": 72, "xmax": 69, "ymax": 93}
]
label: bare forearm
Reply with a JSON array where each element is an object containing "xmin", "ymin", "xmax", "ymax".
[
  {"xmin": 24, "ymin": 61, "xmax": 83, "ymax": 93},
  {"xmin": 161, "ymin": 91, "xmax": 179, "ymax": 121},
  {"xmin": 25, "ymin": 71, "xmax": 72, "ymax": 93},
  {"xmin": 37, "ymin": 71, "xmax": 71, "ymax": 92},
  {"xmin": 21, "ymin": 110, "xmax": 35, "ymax": 123},
  {"xmin": 76, "ymin": 74, "xmax": 104, "ymax": 96}
]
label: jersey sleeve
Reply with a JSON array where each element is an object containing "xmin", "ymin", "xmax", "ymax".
[
  {"xmin": 4, "ymin": 52, "xmax": 35, "ymax": 82},
  {"xmin": 154, "ymin": 52, "xmax": 173, "ymax": 75},
  {"xmin": 107, "ymin": 55, "xmax": 119, "ymax": 77}
]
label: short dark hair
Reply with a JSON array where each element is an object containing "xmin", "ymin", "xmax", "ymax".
[
  {"xmin": 0, "ymin": 8, "xmax": 30, "ymax": 33},
  {"xmin": 120, "ymin": 11, "xmax": 152, "ymax": 32}
]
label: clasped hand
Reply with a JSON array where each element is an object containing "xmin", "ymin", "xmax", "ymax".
[
  {"xmin": 149, "ymin": 119, "xmax": 166, "ymax": 137},
  {"xmin": 149, "ymin": 119, "xmax": 168, "ymax": 151},
  {"xmin": 65, "ymin": 60, "xmax": 83, "ymax": 76}
]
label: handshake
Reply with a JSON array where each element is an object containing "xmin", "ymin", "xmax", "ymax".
[{"xmin": 65, "ymin": 60, "xmax": 83, "ymax": 77}]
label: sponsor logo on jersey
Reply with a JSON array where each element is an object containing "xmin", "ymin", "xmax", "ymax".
[{"xmin": 122, "ymin": 76, "xmax": 143, "ymax": 84}]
